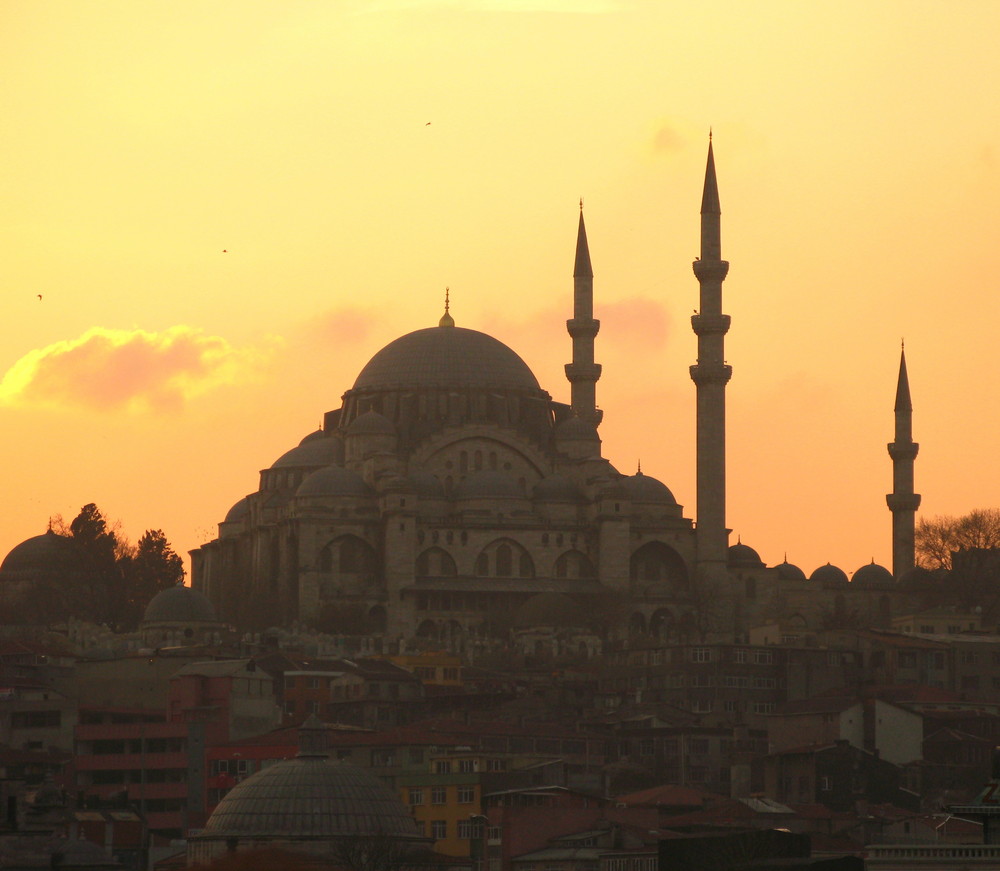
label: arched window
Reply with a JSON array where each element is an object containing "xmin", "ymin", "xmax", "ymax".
[
  {"xmin": 416, "ymin": 547, "xmax": 457, "ymax": 578},
  {"xmin": 554, "ymin": 550, "xmax": 595, "ymax": 580},
  {"xmin": 495, "ymin": 544, "xmax": 512, "ymax": 577},
  {"xmin": 629, "ymin": 542, "xmax": 689, "ymax": 594}
]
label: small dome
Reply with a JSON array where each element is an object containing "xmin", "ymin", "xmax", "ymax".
[
  {"xmin": 270, "ymin": 436, "xmax": 340, "ymax": 470},
  {"xmin": 774, "ymin": 559, "xmax": 806, "ymax": 581},
  {"xmin": 0, "ymin": 530, "xmax": 80, "ymax": 580},
  {"xmin": 454, "ymin": 471, "xmax": 525, "ymax": 500},
  {"xmin": 621, "ymin": 472, "xmax": 677, "ymax": 505},
  {"xmin": 728, "ymin": 541, "xmax": 764, "ymax": 567},
  {"xmin": 408, "ymin": 472, "xmax": 446, "ymax": 498},
  {"xmin": 143, "ymin": 585, "xmax": 216, "ymax": 623},
  {"xmin": 554, "ymin": 415, "xmax": 600, "ymax": 442},
  {"xmin": 533, "ymin": 474, "xmax": 583, "ymax": 502},
  {"xmin": 809, "ymin": 563, "xmax": 849, "ymax": 587},
  {"xmin": 200, "ymin": 756, "xmax": 420, "ymax": 840},
  {"xmin": 346, "ymin": 410, "xmax": 396, "ymax": 437},
  {"xmin": 224, "ymin": 497, "xmax": 250, "ymax": 523},
  {"xmin": 297, "ymin": 466, "xmax": 373, "ymax": 499},
  {"xmin": 852, "ymin": 561, "xmax": 894, "ymax": 589}
]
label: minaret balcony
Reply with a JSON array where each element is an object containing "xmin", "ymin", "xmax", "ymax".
[
  {"xmin": 693, "ymin": 260, "xmax": 730, "ymax": 282},
  {"xmin": 691, "ymin": 313, "xmax": 731, "ymax": 336},
  {"xmin": 565, "ymin": 362, "xmax": 603, "ymax": 382},
  {"xmin": 689, "ymin": 363, "xmax": 732, "ymax": 385},
  {"xmin": 887, "ymin": 442, "xmax": 920, "ymax": 460},
  {"xmin": 566, "ymin": 318, "xmax": 601, "ymax": 339},
  {"xmin": 886, "ymin": 493, "xmax": 921, "ymax": 511}
]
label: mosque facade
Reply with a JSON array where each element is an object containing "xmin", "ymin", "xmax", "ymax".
[{"xmin": 185, "ymin": 143, "xmax": 923, "ymax": 647}]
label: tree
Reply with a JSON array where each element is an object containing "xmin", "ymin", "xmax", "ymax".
[
  {"xmin": 56, "ymin": 504, "xmax": 186, "ymax": 632},
  {"xmin": 915, "ymin": 508, "xmax": 1000, "ymax": 570}
]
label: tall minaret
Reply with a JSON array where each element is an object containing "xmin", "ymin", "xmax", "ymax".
[
  {"xmin": 565, "ymin": 201, "xmax": 603, "ymax": 427},
  {"xmin": 887, "ymin": 346, "xmax": 920, "ymax": 577},
  {"xmin": 690, "ymin": 136, "xmax": 731, "ymax": 571}
]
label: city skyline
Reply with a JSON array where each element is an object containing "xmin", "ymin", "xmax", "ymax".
[{"xmin": 3, "ymin": 1, "xmax": 999, "ymax": 579}]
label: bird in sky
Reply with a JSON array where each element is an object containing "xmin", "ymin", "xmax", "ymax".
[
  {"xmin": 37, "ymin": 294, "xmax": 42, "ymax": 301},
  {"xmin": 425, "ymin": 122, "xmax": 431, "ymax": 126}
]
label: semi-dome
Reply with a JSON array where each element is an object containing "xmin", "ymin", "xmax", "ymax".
[
  {"xmin": 810, "ymin": 563, "xmax": 849, "ymax": 587},
  {"xmin": 454, "ymin": 470, "xmax": 525, "ymax": 500},
  {"xmin": 621, "ymin": 471, "xmax": 677, "ymax": 505},
  {"xmin": 199, "ymin": 756, "xmax": 420, "ymax": 841},
  {"xmin": 852, "ymin": 561, "xmax": 894, "ymax": 589},
  {"xmin": 224, "ymin": 497, "xmax": 250, "ymax": 523},
  {"xmin": 774, "ymin": 559, "xmax": 806, "ymax": 581},
  {"xmin": 270, "ymin": 435, "xmax": 341, "ymax": 470},
  {"xmin": 346, "ymin": 410, "xmax": 396, "ymax": 437},
  {"xmin": 533, "ymin": 474, "xmax": 583, "ymax": 502},
  {"xmin": 0, "ymin": 530, "xmax": 80, "ymax": 580},
  {"xmin": 297, "ymin": 466, "xmax": 373, "ymax": 499},
  {"xmin": 728, "ymin": 541, "xmax": 764, "ymax": 567},
  {"xmin": 143, "ymin": 584, "xmax": 216, "ymax": 623},
  {"xmin": 353, "ymin": 326, "xmax": 541, "ymax": 393}
]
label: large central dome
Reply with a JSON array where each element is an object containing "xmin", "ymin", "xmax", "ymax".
[{"xmin": 353, "ymin": 325, "xmax": 541, "ymax": 392}]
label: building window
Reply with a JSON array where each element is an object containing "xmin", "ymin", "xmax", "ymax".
[
  {"xmin": 409, "ymin": 788, "xmax": 424, "ymax": 805},
  {"xmin": 752, "ymin": 650, "xmax": 774, "ymax": 665},
  {"xmin": 431, "ymin": 820, "xmax": 447, "ymax": 840},
  {"xmin": 733, "ymin": 649, "xmax": 748, "ymax": 664},
  {"xmin": 434, "ymin": 760, "xmax": 451, "ymax": 774},
  {"xmin": 458, "ymin": 759, "xmax": 478, "ymax": 773},
  {"xmin": 431, "ymin": 787, "xmax": 446, "ymax": 804},
  {"xmin": 753, "ymin": 702, "xmax": 776, "ymax": 714},
  {"xmin": 457, "ymin": 786, "xmax": 475, "ymax": 803},
  {"xmin": 458, "ymin": 819, "xmax": 476, "ymax": 839},
  {"xmin": 691, "ymin": 648, "xmax": 711, "ymax": 663}
]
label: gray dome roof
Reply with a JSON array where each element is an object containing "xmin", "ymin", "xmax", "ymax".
[
  {"xmin": 621, "ymin": 472, "xmax": 677, "ymax": 505},
  {"xmin": 224, "ymin": 497, "xmax": 250, "ymax": 523},
  {"xmin": 143, "ymin": 585, "xmax": 216, "ymax": 623},
  {"xmin": 271, "ymin": 435, "xmax": 340, "ymax": 470},
  {"xmin": 454, "ymin": 471, "xmax": 525, "ymax": 500},
  {"xmin": 775, "ymin": 559, "xmax": 806, "ymax": 581},
  {"xmin": 0, "ymin": 530, "xmax": 80, "ymax": 580},
  {"xmin": 810, "ymin": 563, "xmax": 849, "ymax": 587},
  {"xmin": 554, "ymin": 415, "xmax": 600, "ymax": 441},
  {"xmin": 533, "ymin": 474, "xmax": 583, "ymax": 502},
  {"xmin": 408, "ymin": 472, "xmax": 445, "ymax": 498},
  {"xmin": 852, "ymin": 561, "xmax": 894, "ymax": 589},
  {"xmin": 200, "ymin": 755, "xmax": 420, "ymax": 840},
  {"xmin": 353, "ymin": 326, "xmax": 540, "ymax": 392},
  {"xmin": 297, "ymin": 466, "xmax": 373, "ymax": 499},
  {"xmin": 346, "ymin": 410, "xmax": 396, "ymax": 437},
  {"xmin": 728, "ymin": 541, "xmax": 764, "ymax": 567}
]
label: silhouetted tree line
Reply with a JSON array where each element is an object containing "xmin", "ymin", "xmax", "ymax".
[{"xmin": 50, "ymin": 502, "xmax": 185, "ymax": 631}]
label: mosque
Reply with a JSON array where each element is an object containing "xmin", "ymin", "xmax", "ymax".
[
  {"xmin": 183, "ymin": 140, "xmax": 925, "ymax": 648},
  {"xmin": 0, "ymin": 143, "xmax": 924, "ymax": 644}
]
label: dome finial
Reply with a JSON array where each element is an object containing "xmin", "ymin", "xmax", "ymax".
[
  {"xmin": 636, "ymin": 459, "xmax": 642, "ymax": 476},
  {"xmin": 439, "ymin": 287, "xmax": 455, "ymax": 328}
]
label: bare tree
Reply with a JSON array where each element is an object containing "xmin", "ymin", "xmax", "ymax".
[{"xmin": 916, "ymin": 508, "xmax": 1000, "ymax": 570}]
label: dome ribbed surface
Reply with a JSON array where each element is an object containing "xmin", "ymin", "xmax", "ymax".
[
  {"xmin": 0, "ymin": 531, "xmax": 80, "ymax": 580},
  {"xmin": 201, "ymin": 757, "xmax": 420, "ymax": 839},
  {"xmin": 728, "ymin": 542, "xmax": 764, "ymax": 567},
  {"xmin": 852, "ymin": 561, "xmax": 894, "ymax": 589},
  {"xmin": 143, "ymin": 585, "xmax": 216, "ymax": 623},
  {"xmin": 353, "ymin": 326, "xmax": 540, "ymax": 392},
  {"xmin": 810, "ymin": 563, "xmax": 849, "ymax": 587},
  {"xmin": 775, "ymin": 560, "xmax": 806, "ymax": 581}
]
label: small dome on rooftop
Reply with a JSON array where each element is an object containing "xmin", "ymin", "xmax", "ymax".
[
  {"xmin": 774, "ymin": 559, "xmax": 806, "ymax": 581},
  {"xmin": 810, "ymin": 563, "xmax": 849, "ymax": 587},
  {"xmin": 852, "ymin": 561, "xmax": 894, "ymax": 589},
  {"xmin": 0, "ymin": 530, "xmax": 80, "ymax": 581},
  {"xmin": 621, "ymin": 471, "xmax": 677, "ymax": 505},
  {"xmin": 346, "ymin": 410, "xmax": 396, "ymax": 437},
  {"xmin": 728, "ymin": 540, "xmax": 764, "ymax": 567},
  {"xmin": 224, "ymin": 497, "xmax": 250, "ymax": 523},
  {"xmin": 143, "ymin": 585, "xmax": 216, "ymax": 624}
]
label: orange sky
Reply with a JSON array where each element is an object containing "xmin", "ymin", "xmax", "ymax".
[{"xmin": 2, "ymin": 1, "xmax": 999, "ymax": 580}]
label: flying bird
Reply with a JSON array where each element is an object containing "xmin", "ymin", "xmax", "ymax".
[
  {"xmin": 425, "ymin": 122, "xmax": 431, "ymax": 126},
  {"xmin": 37, "ymin": 294, "xmax": 42, "ymax": 301}
]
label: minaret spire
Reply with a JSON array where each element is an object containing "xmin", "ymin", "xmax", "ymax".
[
  {"xmin": 690, "ymin": 136, "xmax": 732, "ymax": 572},
  {"xmin": 565, "ymin": 202, "xmax": 602, "ymax": 427},
  {"xmin": 887, "ymin": 345, "xmax": 920, "ymax": 577}
]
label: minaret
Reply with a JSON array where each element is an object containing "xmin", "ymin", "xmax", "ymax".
[
  {"xmin": 690, "ymin": 136, "xmax": 731, "ymax": 571},
  {"xmin": 565, "ymin": 201, "xmax": 603, "ymax": 427},
  {"xmin": 887, "ymin": 345, "xmax": 920, "ymax": 577}
]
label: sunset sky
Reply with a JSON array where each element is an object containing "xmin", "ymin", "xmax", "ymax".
[{"xmin": 3, "ymin": 0, "xmax": 999, "ymax": 580}]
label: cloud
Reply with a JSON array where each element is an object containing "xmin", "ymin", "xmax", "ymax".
[
  {"xmin": 0, "ymin": 326, "xmax": 272, "ymax": 413},
  {"xmin": 599, "ymin": 297, "xmax": 670, "ymax": 348},
  {"xmin": 649, "ymin": 120, "xmax": 686, "ymax": 156}
]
